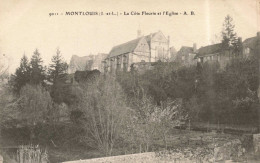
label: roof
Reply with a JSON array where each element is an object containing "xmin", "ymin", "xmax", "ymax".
[
  {"xmin": 108, "ymin": 32, "xmax": 159, "ymax": 58},
  {"xmin": 195, "ymin": 43, "xmax": 222, "ymax": 58},
  {"xmin": 108, "ymin": 37, "xmax": 143, "ymax": 58},
  {"xmin": 243, "ymin": 36, "xmax": 258, "ymax": 49},
  {"xmin": 68, "ymin": 55, "xmax": 93, "ymax": 73},
  {"xmin": 178, "ymin": 46, "xmax": 194, "ymax": 54}
]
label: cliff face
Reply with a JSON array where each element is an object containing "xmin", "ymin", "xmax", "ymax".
[{"xmin": 68, "ymin": 54, "xmax": 108, "ymax": 74}]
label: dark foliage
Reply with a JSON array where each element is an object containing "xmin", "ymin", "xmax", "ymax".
[{"xmin": 74, "ymin": 70, "xmax": 101, "ymax": 83}]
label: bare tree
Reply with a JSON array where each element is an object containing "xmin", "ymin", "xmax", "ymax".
[
  {"xmin": 78, "ymin": 75, "xmax": 129, "ymax": 156},
  {"xmin": 123, "ymin": 92, "xmax": 186, "ymax": 153}
]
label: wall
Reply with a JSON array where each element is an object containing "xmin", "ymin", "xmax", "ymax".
[
  {"xmin": 150, "ymin": 32, "xmax": 169, "ymax": 62},
  {"xmin": 62, "ymin": 138, "xmax": 246, "ymax": 163}
]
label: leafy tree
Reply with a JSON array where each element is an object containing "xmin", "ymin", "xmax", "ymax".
[
  {"xmin": 18, "ymin": 84, "xmax": 52, "ymax": 142},
  {"xmin": 30, "ymin": 49, "xmax": 45, "ymax": 85}
]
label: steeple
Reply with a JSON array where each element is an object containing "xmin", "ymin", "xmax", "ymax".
[{"xmin": 137, "ymin": 24, "xmax": 142, "ymax": 38}]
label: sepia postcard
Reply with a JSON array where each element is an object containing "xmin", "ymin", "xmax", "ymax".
[{"xmin": 0, "ymin": 0, "xmax": 260, "ymax": 162}]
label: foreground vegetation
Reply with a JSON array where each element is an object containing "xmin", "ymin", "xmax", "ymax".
[
  {"xmin": 0, "ymin": 48, "xmax": 259, "ymax": 162},
  {"xmin": 0, "ymin": 15, "xmax": 259, "ymax": 162}
]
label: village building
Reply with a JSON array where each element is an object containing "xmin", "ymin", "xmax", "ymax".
[
  {"xmin": 243, "ymin": 32, "xmax": 260, "ymax": 58},
  {"xmin": 194, "ymin": 43, "xmax": 231, "ymax": 69},
  {"xmin": 175, "ymin": 44, "xmax": 197, "ymax": 66},
  {"xmin": 103, "ymin": 30, "xmax": 170, "ymax": 73},
  {"xmin": 169, "ymin": 46, "xmax": 177, "ymax": 62},
  {"xmin": 195, "ymin": 32, "xmax": 260, "ymax": 69}
]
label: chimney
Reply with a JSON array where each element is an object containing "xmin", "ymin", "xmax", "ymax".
[
  {"xmin": 193, "ymin": 43, "xmax": 197, "ymax": 52},
  {"xmin": 238, "ymin": 37, "xmax": 242, "ymax": 43},
  {"xmin": 137, "ymin": 29, "xmax": 142, "ymax": 38},
  {"xmin": 257, "ymin": 32, "xmax": 260, "ymax": 37}
]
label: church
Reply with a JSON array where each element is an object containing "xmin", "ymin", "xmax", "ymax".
[{"xmin": 103, "ymin": 30, "xmax": 170, "ymax": 73}]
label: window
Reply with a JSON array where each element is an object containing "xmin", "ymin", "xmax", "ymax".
[
  {"xmin": 117, "ymin": 57, "xmax": 121, "ymax": 70},
  {"xmin": 217, "ymin": 55, "xmax": 220, "ymax": 61},
  {"xmin": 245, "ymin": 48, "xmax": 250, "ymax": 54},
  {"xmin": 123, "ymin": 55, "xmax": 127, "ymax": 72}
]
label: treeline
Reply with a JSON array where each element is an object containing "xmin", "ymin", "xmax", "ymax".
[
  {"xmin": 0, "ymin": 48, "xmax": 185, "ymax": 160},
  {"xmin": 0, "ymin": 47, "xmax": 259, "ymax": 162},
  {"xmin": 117, "ymin": 57, "xmax": 259, "ymax": 126},
  {"xmin": 0, "ymin": 48, "xmax": 71, "ymax": 146}
]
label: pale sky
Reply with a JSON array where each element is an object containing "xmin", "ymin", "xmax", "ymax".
[{"xmin": 0, "ymin": 0, "xmax": 259, "ymax": 73}]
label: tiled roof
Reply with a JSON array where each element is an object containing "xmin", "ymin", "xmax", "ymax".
[
  {"xmin": 195, "ymin": 43, "xmax": 222, "ymax": 58},
  {"xmin": 108, "ymin": 37, "xmax": 143, "ymax": 58},
  {"xmin": 108, "ymin": 32, "xmax": 158, "ymax": 58}
]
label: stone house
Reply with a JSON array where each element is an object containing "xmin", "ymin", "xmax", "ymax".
[
  {"xmin": 175, "ymin": 44, "xmax": 197, "ymax": 66},
  {"xmin": 194, "ymin": 43, "xmax": 234, "ymax": 69},
  {"xmin": 194, "ymin": 32, "xmax": 260, "ymax": 69},
  {"xmin": 103, "ymin": 30, "xmax": 170, "ymax": 73},
  {"xmin": 243, "ymin": 32, "xmax": 260, "ymax": 58}
]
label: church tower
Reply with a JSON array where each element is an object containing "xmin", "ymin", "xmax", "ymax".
[{"xmin": 137, "ymin": 25, "xmax": 142, "ymax": 38}]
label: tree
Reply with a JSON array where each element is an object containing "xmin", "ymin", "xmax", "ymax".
[
  {"xmin": 48, "ymin": 48, "xmax": 69, "ymax": 104},
  {"xmin": 0, "ymin": 54, "xmax": 9, "ymax": 80},
  {"xmin": 30, "ymin": 49, "xmax": 45, "ymax": 85},
  {"xmin": 121, "ymin": 93, "xmax": 187, "ymax": 153},
  {"xmin": 48, "ymin": 48, "xmax": 68, "ymax": 84},
  {"xmin": 13, "ymin": 55, "xmax": 31, "ymax": 93},
  {"xmin": 221, "ymin": 15, "xmax": 237, "ymax": 49},
  {"xmin": 78, "ymin": 76, "xmax": 129, "ymax": 156},
  {"xmin": 18, "ymin": 84, "xmax": 52, "ymax": 142}
]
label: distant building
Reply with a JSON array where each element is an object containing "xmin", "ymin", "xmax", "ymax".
[
  {"xmin": 69, "ymin": 53, "xmax": 108, "ymax": 73},
  {"xmin": 91, "ymin": 53, "xmax": 108, "ymax": 72},
  {"xmin": 194, "ymin": 43, "xmax": 231, "ymax": 69},
  {"xmin": 103, "ymin": 30, "xmax": 170, "ymax": 73},
  {"xmin": 194, "ymin": 32, "xmax": 260, "ymax": 70},
  {"xmin": 243, "ymin": 32, "xmax": 260, "ymax": 58},
  {"xmin": 175, "ymin": 43, "xmax": 197, "ymax": 66},
  {"xmin": 169, "ymin": 46, "xmax": 177, "ymax": 62}
]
